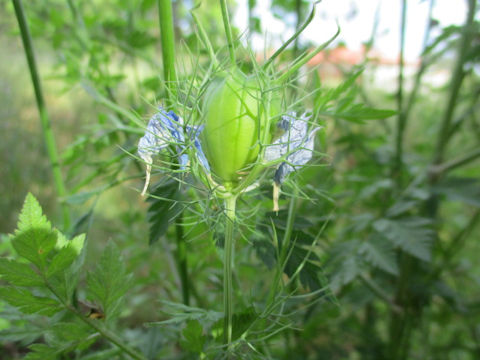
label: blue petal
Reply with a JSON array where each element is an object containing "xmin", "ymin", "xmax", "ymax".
[
  {"xmin": 138, "ymin": 107, "xmax": 211, "ymax": 172},
  {"xmin": 265, "ymin": 112, "xmax": 320, "ymax": 184},
  {"xmin": 138, "ymin": 108, "xmax": 179, "ymax": 164}
]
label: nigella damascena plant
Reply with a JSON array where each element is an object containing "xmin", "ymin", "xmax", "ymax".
[{"xmin": 137, "ymin": 72, "xmax": 321, "ymax": 210}]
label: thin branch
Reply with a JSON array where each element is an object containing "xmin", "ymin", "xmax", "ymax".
[{"xmin": 12, "ymin": 0, "xmax": 71, "ymax": 229}]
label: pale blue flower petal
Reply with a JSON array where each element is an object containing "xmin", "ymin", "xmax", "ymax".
[
  {"xmin": 138, "ymin": 109, "xmax": 178, "ymax": 164},
  {"xmin": 138, "ymin": 107, "xmax": 211, "ymax": 171},
  {"xmin": 265, "ymin": 112, "xmax": 320, "ymax": 184}
]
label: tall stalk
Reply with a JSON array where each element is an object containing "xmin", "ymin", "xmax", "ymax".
[
  {"xmin": 223, "ymin": 195, "xmax": 237, "ymax": 348},
  {"xmin": 12, "ymin": 0, "xmax": 71, "ymax": 230},
  {"xmin": 392, "ymin": 0, "xmax": 407, "ymax": 183},
  {"xmin": 158, "ymin": 0, "xmax": 178, "ymax": 105},
  {"xmin": 158, "ymin": 0, "xmax": 190, "ymax": 305},
  {"xmin": 220, "ymin": 0, "xmax": 236, "ymax": 66},
  {"xmin": 432, "ymin": 0, "xmax": 477, "ymax": 167}
]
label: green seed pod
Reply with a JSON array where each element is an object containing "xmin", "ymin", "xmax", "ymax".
[{"xmin": 201, "ymin": 70, "xmax": 278, "ymax": 187}]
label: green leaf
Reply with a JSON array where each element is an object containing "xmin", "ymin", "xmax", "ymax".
[
  {"xmin": 373, "ymin": 218, "xmax": 434, "ymax": 262},
  {"xmin": 0, "ymin": 258, "xmax": 44, "ymax": 286},
  {"xmin": 180, "ymin": 320, "xmax": 205, "ymax": 353},
  {"xmin": 328, "ymin": 240, "xmax": 362, "ymax": 290},
  {"xmin": 232, "ymin": 307, "xmax": 257, "ymax": 340},
  {"xmin": 330, "ymin": 104, "xmax": 396, "ymax": 122},
  {"xmin": 46, "ymin": 234, "xmax": 85, "ymax": 278},
  {"xmin": 87, "ymin": 243, "xmax": 132, "ymax": 320},
  {"xmin": 283, "ymin": 231, "xmax": 326, "ymax": 291},
  {"xmin": 12, "ymin": 194, "xmax": 57, "ymax": 268},
  {"xmin": 252, "ymin": 236, "xmax": 276, "ymax": 270},
  {"xmin": 147, "ymin": 179, "xmax": 183, "ymax": 245},
  {"xmin": 24, "ymin": 344, "xmax": 57, "ymax": 360},
  {"xmin": 0, "ymin": 287, "xmax": 62, "ymax": 316},
  {"xmin": 358, "ymin": 236, "xmax": 399, "ymax": 275}
]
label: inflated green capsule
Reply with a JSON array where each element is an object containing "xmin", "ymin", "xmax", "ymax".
[{"xmin": 201, "ymin": 70, "xmax": 277, "ymax": 186}]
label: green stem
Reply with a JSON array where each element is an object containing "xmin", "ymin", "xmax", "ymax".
[
  {"xmin": 402, "ymin": 0, "xmax": 435, "ymax": 124},
  {"xmin": 430, "ymin": 147, "xmax": 480, "ymax": 176},
  {"xmin": 220, "ymin": 0, "xmax": 236, "ymax": 66},
  {"xmin": 292, "ymin": 0, "xmax": 303, "ymax": 60},
  {"xmin": 158, "ymin": 0, "xmax": 192, "ymax": 307},
  {"xmin": 432, "ymin": 0, "xmax": 477, "ymax": 166},
  {"xmin": 392, "ymin": 0, "xmax": 407, "ymax": 183},
  {"xmin": 223, "ymin": 195, "xmax": 237, "ymax": 347},
  {"xmin": 12, "ymin": 0, "xmax": 71, "ymax": 230},
  {"xmin": 266, "ymin": 189, "xmax": 298, "ymax": 308},
  {"xmin": 263, "ymin": 1, "xmax": 317, "ymax": 69},
  {"xmin": 175, "ymin": 218, "xmax": 190, "ymax": 305},
  {"xmin": 158, "ymin": 0, "xmax": 178, "ymax": 105}
]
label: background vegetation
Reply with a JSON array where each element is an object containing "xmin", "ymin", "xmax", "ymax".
[{"xmin": 0, "ymin": 0, "xmax": 479, "ymax": 359}]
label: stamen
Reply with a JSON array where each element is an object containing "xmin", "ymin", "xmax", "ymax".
[
  {"xmin": 273, "ymin": 182, "xmax": 280, "ymax": 212},
  {"xmin": 141, "ymin": 163, "xmax": 152, "ymax": 196}
]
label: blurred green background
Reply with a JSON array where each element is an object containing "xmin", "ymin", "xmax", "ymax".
[{"xmin": 1, "ymin": 0, "xmax": 479, "ymax": 359}]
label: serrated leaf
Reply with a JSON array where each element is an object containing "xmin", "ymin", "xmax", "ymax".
[
  {"xmin": 359, "ymin": 236, "xmax": 399, "ymax": 275},
  {"xmin": 47, "ymin": 234, "xmax": 85, "ymax": 278},
  {"xmin": 147, "ymin": 179, "xmax": 182, "ymax": 245},
  {"xmin": 17, "ymin": 193, "xmax": 52, "ymax": 234},
  {"xmin": 328, "ymin": 240, "xmax": 362, "ymax": 290},
  {"xmin": 24, "ymin": 344, "xmax": 57, "ymax": 360},
  {"xmin": 0, "ymin": 258, "xmax": 44, "ymax": 286},
  {"xmin": 330, "ymin": 256, "xmax": 361, "ymax": 291},
  {"xmin": 180, "ymin": 320, "xmax": 205, "ymax": 353},
  {"xmin": 0, "ymin": 287, "xmax": 62, "ymax": 316},
  {"xmin": 373, "ymin": 218, "xmax": 434, "ymax": 262},
  {"xmin": 12, "ymin": 194, "xmax": 57, "ymax": 268},
  {"xmin": 87, "ymin": 243, "xmax": 132, "ymax": 320}
]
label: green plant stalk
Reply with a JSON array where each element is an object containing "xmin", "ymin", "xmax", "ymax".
[
  {"xmin": 430, "ymin": 147, "xmax": 480, "ymax": 176},
  {"xmin": 223, "ymin": 195, "xmax": 237, "ymax": 347},
  {"xmin": 158, "ymin": 0, "xmax": 191, "ymax": 306},
  {"xmin": 220, "ymin": 0, "xmax": 236, "ymax": 66},
  {"xmin": 12, "ymin": 0, "xmax": 71, "ymax": 230},
  {"xmin": 432, "ymin": 0, "xmax": 477, "ymax": 167},
  {"xmin": 402, "ymin": 0, "xmax": 435, "ymax": 123},
  {"xmin": 263, "ymin": 1, "xmax": 317, "ymax": 69},
  {"xmin": 175, "ymin": 218, "xmax": 190, "ymax": 305},
  {"xmin": 266, "ymin": 189, "xmax": 298, "ymax": 309},
  {"xmin": 158, "ymin": 0, "xmax": 177, "ymax": 105},
  {"xmin": 392, "ymin": 0, "xmax": 407, "ymax": 183}
]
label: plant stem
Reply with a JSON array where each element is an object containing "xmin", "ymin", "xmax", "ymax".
[
  {"xmin": 175, "ymin": 218, "xmax": 190, "ymax": 305},
  {"xmin": 432, "ymin": 0, "xmax": 477, "ymax": 166},
  {"xmin": 223, "ymin": 195, "xmax": 237, "ymax": 348},
  {"xmin": 430, "ymin": 147, "xmax": 480, "ymax": 176},
  {"xmin": 158, "ymin": 0, "xmax": 192, "ymax": 307},
  {"xmin": 392, "ymin": 0, "xmax": 407, "ymax": 183},
  {"xmin": 12, "ymin": 0, "xmax": 71, "ymax": 230},
  {"xmin": 158, "ymin": 0, "xmax": 177, "ymax": 105},
  {"xmin": 220, "ymin": 0, "xmax": 236, "ymax": 66}
]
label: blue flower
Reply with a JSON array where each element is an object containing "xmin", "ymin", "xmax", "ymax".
[
  {"xmin": 265, "ymin": 112, "xmax": 321, "ymax": 184},
  {"xmin": 264, "ymin": 111, "xmax": 321, "ymax": 211},
  {"xmin": 138, "ymin": 107, "xmax": 210, "ymax": 195}
]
